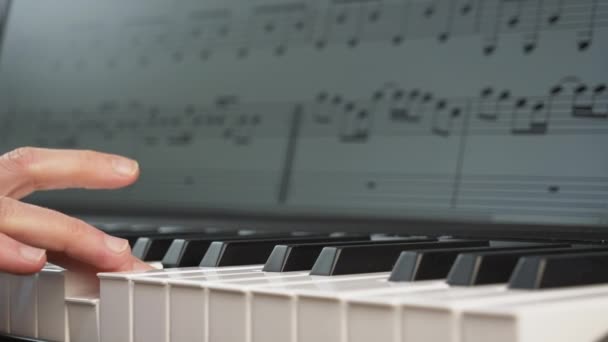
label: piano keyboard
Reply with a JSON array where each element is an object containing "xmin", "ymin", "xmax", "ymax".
[{"xmin": 1, "ymin": 223, "xmax": 608, "ymax": 342}]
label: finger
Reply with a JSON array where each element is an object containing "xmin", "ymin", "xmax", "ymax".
[
  {"xmin": 0, "ymin": 232, "xmax": 47, "ymax": 275},
  {"xmin": 0, "ymin": 147, "xmax": 139, "ymax": 199},
  {"xmin": 0, "ymin": 197, "xmax": 145, "ymax": 272}
]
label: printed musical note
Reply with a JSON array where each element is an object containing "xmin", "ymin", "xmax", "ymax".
[
  {"xmin": 542, "ymin": 84, "xmax": 563, "ymax": 126},
  {"xmin": 592, "ymin": 85, "xmax": 608, "ymax": 117},
  {"xmin": 167, "ymin": 132, "xmax": 194, "ymax": 146},
  {"xmin": 319, "ymin": 0, "xmax": 383, "ymax": 47},
  {"xmin": 339, "ymin": 100, "xmax": 372, "ymax": 142},
  {"xmin": 187, "ymin": 8, "xmax": 234, "ymax": 58},
  {"xmin": 392, "ymin": 0, "xmax": 412, "ymax": 44},
  {"xmin": 437, "ymin": 0, "xmax": 458, "ymax": 42},
  {"xmin": 572, "ymin": 84, "xmax": 591, "ymax": 117},
  {"xmin": 545, "ymin": 0, "xmax": 565, "ymax": 27},
  {"xmin": 457, "ymin": 1, "xmax": 480, "ymax": 34},
  {"xmin": 431, "ymin": 100, "xmax": 462, "ymax": 137},
  {"xmin": 20, "ymin": 0, "xmax": 608, "ymax": 70},
  {"xmin": 312, "ymin": 92, "xmax": 342, "ymax": 124},
  {"xmin": 480, "ymin": 0, "xmax": 546, "ymax": 55},
  {"xmin": 573, "ymin": 84, "xmax": 608, "ymax": 118},
  {"xmin": 357, "ymin": 0, "xmax": 403, "ymax": 44},
  {"xmin": 387, "ymin": 88, "xmax": 422, "ymax": 123},
  {"xmin": 247, "ymin": 2, "xmax": 313, "ymax": 55},
  {"xmin": 224, "ymin": 114, "xmax": 262, "ymax": 146},
  {"xmin": 401, "ymin": 0, "xmax": 456, "ymax": 44},
  {"xmin": 480, "ymin": 0, "xmax": 506, "ymax": 55},
  {"xmin": 378, "ymin": 88, "xmax": 434, "ymax": 129},
  {"xmin": 511, "ymin": 97, "xmax": 549, "ymax": 135},
  {"xmin": 477, "ymin": 87, "xmax": 496, "ymax": 120},
  {"xmin": 522, "ymin": 0, "xmax": 544, "ymax": 54},
  {"xmin": 417, "ymin": 92, "xmax": 435, "ymax": 121},
  {"xmin": 477, "ymin": 87, "xmax": 512, "ymax": 121},
  {"xmin": 5, "ymin": 74, "xmax": 608, "ymax": 153},
  {"xmin": 576, "ymin": 0, "xmax": 599, "ymax": 51},
  {"xmin": 121, "ymin": 14, "xmax": 173, "ymax": 65}
]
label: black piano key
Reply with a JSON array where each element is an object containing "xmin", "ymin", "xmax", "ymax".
[
  {"xmin": 97, "ymin": 223, "xmax": 156, "ymax": 247},
  {"xmin": 131, "ymin": 237, "xmax": 152, "ymax": 259},
  {"xmin": 162, "ymin": 238, "xmax": 214, "ymax": 268},
  {"xmin": 200, "ymin": 236, "xmax": 367, "ymax": 267},
  {"xmin": 108, "ymin": 225, "xmax": 162, "ymax": 244},
  {"xmin": 162, "ymin": 232, "xmax": 304, "ymax": 268},
  {"xmin": 445, "ymin": 245, "xmax": 608, "ymax": 286},
  {"xmin": 132, "ymin": 235, "xmax": 187, "ymax": 261},
  {"xmin": 263, "ymin": 237, "xmax": 434, "ymax": 272},
  {"xmin": 132, "ymin": 234, "xmax": 200, "ymax": 261},
  {"xmin": 107, "ymin": 224, "xmax": 209, "ymax": 248},
  {"xmin": 389, "ymin": 243, "xmax": 567, "ymax": 282},
  {"xmin": 309, "ymin": 240, "xmax": 488, "ymax": 276},
  {"xmin": 509, "ymin": 250, "xmax": 608, "ymax": 289}
]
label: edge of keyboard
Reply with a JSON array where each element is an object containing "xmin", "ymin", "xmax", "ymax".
[{"xmin": 0, "ymin": 334, "xmax": 45, "ymax": 342}]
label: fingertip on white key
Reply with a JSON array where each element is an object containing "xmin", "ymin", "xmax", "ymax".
[{"xmin": 147, "ymin": 262, "xmax": 164, "ymax": 270}]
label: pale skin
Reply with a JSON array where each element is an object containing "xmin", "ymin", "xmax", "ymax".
[{"xmin": 0, "ymin": 147, "xmax": 152, "ymax": 275}]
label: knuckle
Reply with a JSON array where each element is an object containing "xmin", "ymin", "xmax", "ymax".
[
  {"xmin": 75, "ymin": 150, "xmax": 106, "ymax": 175},
  {"xmin": 78, "ymin": 150, "xmax": 100, "ymax": 164},
  {"xmin": 0, "ymin": 147, "xmax": 37, "ymax": 173},
  {"xmin": 0, "ymin": 196, "xmax": 15, "ymax": 221},
  {"xmin": 63, "ymin": 218, "xmax": 89, "ymax": 240}
]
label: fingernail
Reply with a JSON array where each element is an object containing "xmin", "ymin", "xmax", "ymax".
[
  {"xmin": 104, "ymin": 235, "xmax": 129, "ymax": 254},
  {"xmin": 20, "ymin": 245, "xmax": 46, "ymax": 263},
  {"xmin": 133, "ymin": 260, "xmax": 154, "ymax": 272},
  {"xmin": 112, "ymin": 157, "xmax": 138, "ymax": 177}
]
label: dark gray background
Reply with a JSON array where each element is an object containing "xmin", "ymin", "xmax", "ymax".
[{"xmin": 0, "ymin": 0, "xmax": 606, "ymax": 229}]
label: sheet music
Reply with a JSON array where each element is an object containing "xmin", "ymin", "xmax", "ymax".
[{"xmin": 0, "ymin": 0, "xmax": 606, "ymax": 226}]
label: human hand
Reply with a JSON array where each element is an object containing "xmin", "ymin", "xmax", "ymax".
[{"xmin": 0, "ymin": 147, "xmax": 152, "ymax": 274}]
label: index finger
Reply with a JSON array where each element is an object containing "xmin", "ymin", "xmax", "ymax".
[
  {"xmin": 0, "ymin": 147, "xmax": 139, "ymax": 199},
  {"xmin": 0, "ymin": 197, "xmax": 150, "ymax": 272}
]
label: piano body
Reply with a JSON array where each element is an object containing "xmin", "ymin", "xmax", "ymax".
[{"xmin": 0, "ymin": 0, "xmax": 607, "ymax": 341}]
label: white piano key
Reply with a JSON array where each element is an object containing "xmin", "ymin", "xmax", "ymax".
[
  {"xmin": 169, "ymin": 269, "xmax": 302, "ymax": 341},
  {"xmin": 168, "ymin": 269, "xmax": 296, "ymax": 342},
  {"xmin": 9, "ymin": 273, "xmax": 38, "ymax": 338},
  {"xmin": 344, "ymin": 285, "xmax": 505, "ymax": 342},
  {"xmin": 0, "ymin": 272, "xmax": 10, "ymax": 334},
  {"xmin": 295, "ymin": 279, "xmax": 449, "ymax": 342},
  {"xmin": 251, "ymin": 291, "xmax": 291, "ymax": 342},
  {"xmin": 37, "ymin": 266, "xmax": 99, "ymax": 342},
  {"xmin": 168, "ymin": 270, "xmax": 385, "ymax": 342},
  {"xmin": 205, "ymin": 271, "xmax": 315, "ymax": 342},
  {"xmin": 249, "ymin": 273, "xmax": 394, "ymax": 342},
  {"xmin": 462, "ymin": 287, "xmax": 608, "ymax": 342},
  {"xmin": 350, "ymin": 282, "xmax": 608, "ymax": 342},
  {"xmin": 66, "ymin": 294, "xmax": 100, "ymax": 342},
  {"xmin": 37, "ymin": 267, "xmax": 69, "ymax": 342},
  {"xmin": 401, "ymin": 284, "xmax": 608, "ymax": 342},
  {"xmin": 98, "ymin": 267, "xmax": 216, "ymax": 342},
  {"xmin": 130, "ymin": 266, "xmax": 263, "ymax": 342},
  {"xmin": 132, "ymin": 278, "xmax": 170, "ymax": 342},
  {"xmin": 171, "ymin": 274, "xmax": 298, "ymax": 342},
  {"xmin": 231, "ymin": 273, "xmax": 449, "ymax": 342},
  {"xmin": 346, "ymin": 296, "xmax": 400, "ymax": 342},
  {"xmin": 169, "ymin": 281, "xmax": 206, "ymax": 342}
]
